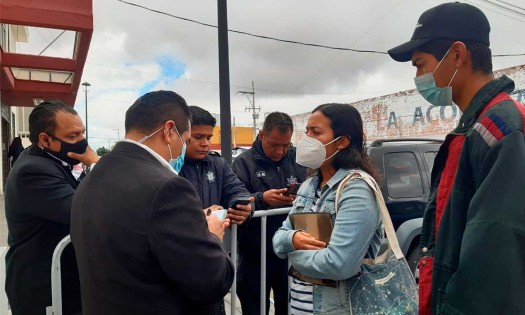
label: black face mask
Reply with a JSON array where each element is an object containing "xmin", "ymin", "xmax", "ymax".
[{"xmin": 46, "ymin": 136, "xmax": 88, "ymax": 166}]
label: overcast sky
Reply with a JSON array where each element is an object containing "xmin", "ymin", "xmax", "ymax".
[{"xmin": 29, "ymin": 0, "xmax": 525, "ymax": 150}]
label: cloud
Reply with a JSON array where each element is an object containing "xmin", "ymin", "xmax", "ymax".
[
  {"xmin": 138, "ymin": 56, "xmax": 186, "ymax": 95},
  {"xmin": 73, "ymin": 0, "xmax": 525, "ymax": 148}
]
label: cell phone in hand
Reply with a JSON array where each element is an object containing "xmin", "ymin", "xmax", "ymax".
[
  {"xmin": 234, "ymin": 197, "xmax": 251, "ymax": 208},
  {"xmin": 212, "ymin": 209, "xmax": 228, "ymax": 221},
  {"xmin": 283, "ymin": 182, "xmax": 301, "ymax": 196}
]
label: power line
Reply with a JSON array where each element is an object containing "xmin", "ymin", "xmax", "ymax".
[
  {"xmin": 116, "ymin": 0, "xmax": 524, "ymax": 58},
  {"xmin": 294, "ymin": 0, "xmax": 406, "ymax": 92},
  {"xmin": 479, "ymin": 0, "xmax": 525, "ymax": 17},
  {"xmin": 495, "ymin": 0, "xmax": 525, "ymax": 12},
  {"xmin": 116, "ymin": 0, "xmax": 387, "ymax": 55},
  {"xmin": 467, "ymin": 0, "xmax": 525, "ymax": 23}
]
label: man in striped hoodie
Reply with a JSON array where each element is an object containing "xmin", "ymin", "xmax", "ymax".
[{"xmin": 388, "ymin": 2, "xmax": 525, "ymax": 314}]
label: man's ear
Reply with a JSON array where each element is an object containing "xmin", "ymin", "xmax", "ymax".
[
  {"xmin": 39, "ymin": 133, "xmax": 51, "ymax": 148},
  {"xmin": 451, "ymin": 41, "xmax": 468, "ymax": 68},
  {"xmin": 258, "ymin": 130, "xmax": 264, "ymax": 141},
  {"xmin": 164, "ymin": 121, "xmax": 176, "ymax": 143}
]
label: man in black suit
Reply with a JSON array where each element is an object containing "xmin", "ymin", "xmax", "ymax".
[
  {"xmin": 4, "ymin": 100, "xmax": 100, "ymax": 315},
  {"xmin": 71, "ymin": 90, "xmax": 235, "ymax": 315}
]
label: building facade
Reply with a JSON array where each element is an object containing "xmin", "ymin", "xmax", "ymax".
[
  {"xmin": 0, "ymin": 0, "xmax": 93, "ymax": 191},
  {"xmin": 291, "ymin": 65, "xmax": 525, "ymax": 144}
]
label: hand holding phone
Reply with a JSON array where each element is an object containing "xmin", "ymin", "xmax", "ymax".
[
  {"xmin": 227, "ymin": 196, "xmax": 254, "ymax": 225},
  {"xmin": 234, "ymin": 197, "xmax": 251, "ymax": 208},
  {"xmin": 284, "ymin": 182, "xmax": 301, "ymax": 196}
]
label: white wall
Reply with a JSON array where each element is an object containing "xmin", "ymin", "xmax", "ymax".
[{"xmin": 292, "ymin": 64, "xmax": 525, "ymax": 143}]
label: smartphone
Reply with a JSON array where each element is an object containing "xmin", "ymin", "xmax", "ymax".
[
  {"xmin": 212, "ymin": 209, "xmax": 228, "ymax": 221},
  {"xmin": 234, "ymin": 197, "xmax": 251, "ymax": 207},
  {"xmin": 284, "ymin": 182, "xmax": 301, "ymax": 196}
]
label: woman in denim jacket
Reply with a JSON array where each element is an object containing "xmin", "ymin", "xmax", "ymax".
[{"xmin": 273, "ymin": 104, "xmax": 383, "ymax": 315}]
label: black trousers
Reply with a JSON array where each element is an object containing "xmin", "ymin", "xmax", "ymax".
[{"xmin": 236, "ymin": 257, "xmax": 289, "ymax": 315}]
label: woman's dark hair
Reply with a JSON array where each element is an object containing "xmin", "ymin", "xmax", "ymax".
[
  {"xmin": 418, "ymin": 39, "xmax": 492, "ymax": 74},
  {"xmin": 313, "ymin": 103, "xmax": 380, "ymax": 181},
  {"xmin": 11, "ymin": 137, "xmax": 22, "ymax": 147}
]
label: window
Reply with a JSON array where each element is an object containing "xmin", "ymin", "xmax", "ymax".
[
  {"xmin": 424, "ymin": 151, "xmax": 438, "ymax": 170},
  {"xmin": 384, "ymin": 152, "xmax": 424, "ymax": 198}
]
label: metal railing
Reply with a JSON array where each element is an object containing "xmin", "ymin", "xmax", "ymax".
[
  {"xmin": 46, "ymin": 235, "xmax": 71, "ymax": 315},
  {"xmin": 230, "ymin": 207, "xmax": 292, "ymax": 315},
  {"xmin": 46, "ymin": 208, "xmax": 293, "ymax": 315}
]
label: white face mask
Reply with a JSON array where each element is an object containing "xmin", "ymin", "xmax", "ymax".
[{"xmin": 296, "ymin": 136, "xmax": 341, "ymax": 169}]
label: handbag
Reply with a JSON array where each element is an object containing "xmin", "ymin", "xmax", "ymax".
[{"xmin": 335, "ymin": 170, "xmax": 418, "ymax": 315}]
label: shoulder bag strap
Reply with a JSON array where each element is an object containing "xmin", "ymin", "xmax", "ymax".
[{"xmin": 334, "ymin": 170, "xmax": 404, "ymax": 259}]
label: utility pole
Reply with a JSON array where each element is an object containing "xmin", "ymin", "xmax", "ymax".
[
  {"xmin": 238, "ymin": 81, "xmax": 260, "ymax": 140},
  {"xmin": 112, "ymin": 128, "xmax": 120, "ymax": 148},
  {"xmin": 232, "ymin": 117, "xmax": 237, "ymax": 148},
  {"xmin": 81, "ymin": 82, "xmax": 90, "ymax": 142},
  {"xmin": 217, "ymin": 0, "xmax": 233, "ymax": 164},
  {"xmin": 112, "ymin": 128, "xmax": 120, "ymax": 140}
]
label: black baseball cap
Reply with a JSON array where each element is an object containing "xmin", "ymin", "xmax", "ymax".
[{"xmin": 388, "ymin": 2, "xmax": 490, "ymax": 62}]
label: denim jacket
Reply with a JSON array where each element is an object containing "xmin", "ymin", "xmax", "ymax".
[{"xmin": 273, "ymin": 168, "xmax": 382, "ymax": 314}]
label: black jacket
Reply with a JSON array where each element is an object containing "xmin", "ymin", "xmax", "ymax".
[
  {"xmin": 71, "ymin": 141, "xmax": 234, "ymax": 315},
  {"xmin": 420, "ymin": 76, "xmax": 525, "ymax": 314},
  {"xmin": 179, "ymin": 152, "xmax": 250, "ymax": 209},
  {"xmin": 7, "ymin": 144, "xmax": 24, "ymax": 166},
  {"xmin": 4, "ymin": 145, "xmax": 81, "ymax": 315},
  {"xmin": 231, "ymin": 139, "xmax": 306, "ymax": 263}
]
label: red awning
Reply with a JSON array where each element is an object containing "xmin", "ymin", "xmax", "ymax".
[{"xmin": 0, "ymin": 0, "xmax": 93, "ymax": 107}]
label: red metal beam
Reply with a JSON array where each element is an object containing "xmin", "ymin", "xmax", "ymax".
[
  {"xmin": 0, "ymin": 0, "xmax": 93, "ymax": 108},
  {"xmin": 0, "ymin": 0, "xmax": 93, "ymax": 32},
  {"xmin": 1, "ymin": 90, "xmax": 74, "ymax": 107},
  {"xmin": 14, "ymin": 80, "xmax": 71, "ymax": 94},
  {"xmin": 70, "ymin": 31, "xmax": 93, "ymax": 99},
  {"xmin": 2, "ymin": 79, "xmax": 75, "ymax": 107},
  {"xmin": 1, "ymin": 53, "xmax": 76, "ymax": 72},
  {"xmin": 0, "ymin": 66, "xmax": 15, "ymax": 90}
]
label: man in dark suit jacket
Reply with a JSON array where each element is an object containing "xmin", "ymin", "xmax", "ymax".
[
  {"xmin": 4, "ymin": 100, "xmax": 100, "ymax": 315},
  {"xmin": 71, "ymin": 90, "xmax": 234, "ymax": 315}
]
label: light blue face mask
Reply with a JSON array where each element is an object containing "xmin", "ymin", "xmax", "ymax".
[
  {"xmin": 414, "ymin": 47, "xmax": 459, "ymax": 107},
  {"xmin": 139, "ymin": 126, "xmax": 186, "ymax": 173},
  {"xmin": 168, "ymin": 127, "xmax": 186, "ymax": 174}
]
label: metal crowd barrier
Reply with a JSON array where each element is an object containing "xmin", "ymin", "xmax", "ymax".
[
  {"xmin": 46, "ymin": 208, "xmax": 293, "ymax": 315},
  {"xmin": 46, "ymin": 235, "xmax": 71, "ymax": 315},
  {"xmin": 230, "ymin": 207, "xmax": 292, "ymax": 315}
]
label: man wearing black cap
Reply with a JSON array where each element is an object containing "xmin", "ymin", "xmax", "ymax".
[{"xmin": 389, "ymin": 2, "xmax": 525, "ymax": 315}]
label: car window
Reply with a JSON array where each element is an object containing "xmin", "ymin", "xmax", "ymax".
[
  {"xmin": 384, "ymin": 152, "xmax": 424, "ymax": 198},
  {"xmin": 424, "ymin": 151, "xmax": 438, "ymax": 170}
]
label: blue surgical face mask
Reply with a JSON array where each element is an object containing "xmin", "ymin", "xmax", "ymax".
[
  {"xmin": 139, "ymin": 125, "xmax": 186, "ymax": 173},
  {"xmin": 414, "ymin": 47, "xmax": 459, "ymax": 106},
  {"xmin": 168, "ymin": 127, "xmax": 186, "ymax": 173}
]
